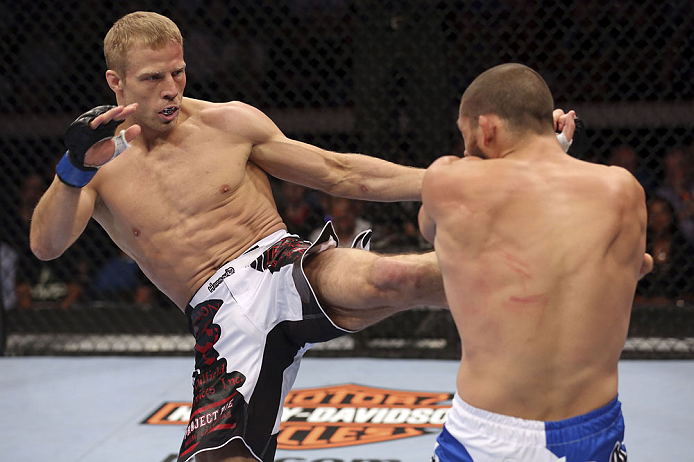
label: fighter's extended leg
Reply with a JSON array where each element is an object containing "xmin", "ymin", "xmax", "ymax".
[{"xmin": 303, "ymin": 248, "xmax": 446, "ymax": 331}]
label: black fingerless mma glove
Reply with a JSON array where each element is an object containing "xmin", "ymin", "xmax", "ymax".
[
  {"xmin": 57, "ymin": 105, "xmax": 118, "ymax": 187},
  {"xmin": 567, "ymin": 117, "xmax": 587, "ymax": 160},
  {"xmin": 64, "ymin": 105, "xmax": 119, "ymax": 170}
]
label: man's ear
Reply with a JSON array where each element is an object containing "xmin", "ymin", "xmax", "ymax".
[
  {"xmin": 478, "ymin": 114, "xmax": 497, "ymax": 147},
  {"xmin": 105, "ymin": 70, "xmax": 124, "ymax": 95}
]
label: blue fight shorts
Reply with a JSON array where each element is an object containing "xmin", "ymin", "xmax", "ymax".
[{"xmin": 432, "ymin": 393, "xmax": 627, "ymax": 462}]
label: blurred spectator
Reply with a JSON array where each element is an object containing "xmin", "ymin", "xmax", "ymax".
[
  {"xmin": 9, "ymin": 173, "xmax": 88, "ymax": 310},
  {"xmin": 1, "ymin": 173, "xmax": 39, "ymax": 312},
  {"xmin": 635, "ymin": 197, "xmax": 694, "ymax": 307},
  {"xmin": 276, "ymin": 182, "xmax": 324, "ymax": 236},
  {"xmin": 369, "ymin": 201, "xmax": 430, "ymax": 251},
  {"xmin": 310, "ymin": 196, "xmax": 372, "ymax": 246},
  {"xmin": 88, "ymin": 249, "xmax": 153, "ymax": 305},
  {"xmin": 655, "ymin": 147, "xmax": 694, "ymax": 243},
  {"xmin": 0, "ymin": 232, "xmax": 15, "ymax": 356},
  {"xmin": 1, "ymin": 238, "xmax": 18, "ymax": 311},
  {"xmin": 608, "ymin": 145, "xmax": 656, "ymax": 192},
  {"xmin": 0, "ymin": 172, "xmax": 43, "ymax": 336}
]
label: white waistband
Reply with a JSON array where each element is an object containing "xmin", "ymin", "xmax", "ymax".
[
  {"xmin": 445, "ymin": 393, "xmax": 546, "ymax": 446},
  {"xmin": 189, "ymin": 230, "xmax": 291, "ymax": 307}
]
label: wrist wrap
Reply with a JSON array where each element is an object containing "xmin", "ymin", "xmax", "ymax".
[
  {"xmin": 56, "ymin": 152, "xmax": 97, "ymax": 188},
  {"xmin": 57, "ymin": 105, "xmax": 125, "ymax": 187}
]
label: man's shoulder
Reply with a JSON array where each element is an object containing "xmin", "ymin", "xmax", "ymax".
[
  {"xmin": 563, "ymin": 159, "xmax": 645, "ymax": 208},
  {"xmin": 606, "ymin": 164, "xmax": 646, "ymax": 205},
  {"xmin": 427, "ymin": 155, "xmax": 487, "ymax": 178},
  {"xmin": 592, "ymin": 162, "xmax": 643, "ymax": 195},
  {"xmin": 423, "ymin": 156, "xmax": 499, "ymax": 207},
  {"xmin": 185, "ymin": 98, "xmax": 255, "ymax": 122},
  {"xmin": 186, "ymin": 99, "xmax": 275, "ymax": 138},
  {"xmin": 425, "ymin": 156, "xmax": 468, "ymax": 191}
]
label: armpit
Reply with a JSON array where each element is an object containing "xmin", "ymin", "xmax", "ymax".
[{"xmin": 92, "ymin": 194, "xmax": 112, "ymax": 225}]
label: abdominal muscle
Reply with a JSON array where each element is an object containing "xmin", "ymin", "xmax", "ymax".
[
  {"xmin": 94, "ymin": 167, "xmax": 287, "ymax": 310},
  {"xmin": 137, "ymin": 207, "xmax": 285, "ymax": 310}
]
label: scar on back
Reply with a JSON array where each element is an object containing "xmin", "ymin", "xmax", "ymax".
[
  {"xmin": 502, "ymin": 252, "xmax": 532, "ymax": 279},
  {"xmin": 508, "ymin": 294, "xmax": 548, "ymax": 304}
]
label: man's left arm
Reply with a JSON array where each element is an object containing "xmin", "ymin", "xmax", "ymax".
[{"xmin": 238, "ymin": 103, "xmax": 425, "ymax": 201}]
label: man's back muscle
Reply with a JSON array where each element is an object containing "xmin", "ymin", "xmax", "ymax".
[{"xmin": 426, "ymin": 153, "xmax": 646, "ymax": 420}]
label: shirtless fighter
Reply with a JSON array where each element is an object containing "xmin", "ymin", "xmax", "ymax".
[
  {"xmin": 419, "ymin": 63, "xmax": 653, "ymax": 461},
  {"xmin": 29, "ymin": 11, "xmax": 448, "ymax": 462}
]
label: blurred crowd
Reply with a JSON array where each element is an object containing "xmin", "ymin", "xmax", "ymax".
[
  {"xmin": 1, "ymin": 143, "xmax": 693, "ymax": 313},
  {"xmin": 607, "ymin": 145, "xmax": 694, "ymax": 306}
]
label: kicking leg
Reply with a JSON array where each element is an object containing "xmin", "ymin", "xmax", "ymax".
[{"xmin": 303, "ymin": 247, "xmax": 446, "ymax": 331}]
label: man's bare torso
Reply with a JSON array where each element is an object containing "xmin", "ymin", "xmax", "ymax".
[
  {"xmin": 426, "ymin": 151, "xmax": 646, "ymax": 420},
  {"xmin": 89, "ymin": 98, "xmax": 285, "ymax": 309}
]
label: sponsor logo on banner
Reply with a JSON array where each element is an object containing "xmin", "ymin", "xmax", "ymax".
[{"xmin": 144, "ymin": 384, "xmax": 453, "ymax": 449}]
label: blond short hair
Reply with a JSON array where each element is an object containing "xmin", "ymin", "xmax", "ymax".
[{"xmin": 104, "ymin": 11, "xmax": 183, "ymax": 76}]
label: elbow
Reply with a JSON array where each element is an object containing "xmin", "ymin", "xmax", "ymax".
[
  {"xmin": 30, "ymin": 238, "xmax": 62, "ymax": 261},
  {"xmin": 322, "ymin": 157, "xmax": 362, "ymax": 197},
  {"xmin": 327, "ymin": 173, "xmax": 373, "ymax": 200},
  {"xmin": 31, "ymin": 244, "xmax": 59, "ymax": 261}
]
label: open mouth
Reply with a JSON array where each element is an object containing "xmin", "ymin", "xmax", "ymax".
[{"xmin": 161, "ymin": 106, "xmax": 177, "ymax": 116}]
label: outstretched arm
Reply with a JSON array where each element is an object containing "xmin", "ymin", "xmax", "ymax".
[{"xmin": 234, "ymin": 103, "xmax": 425, "ymax": 201}]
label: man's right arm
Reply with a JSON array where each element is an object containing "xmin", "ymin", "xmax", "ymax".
[
  {"xmin": 30, "ymin": 179, "xmax": 97, "ymax": 261},
  {"xmin": 31, "ymin": 103, "xmax": 140, "ymax": 261}
]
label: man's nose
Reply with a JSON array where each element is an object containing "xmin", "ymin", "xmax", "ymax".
[{"xmin": 161, "ymin": 76, "xmax": 178, "ymax": 100}]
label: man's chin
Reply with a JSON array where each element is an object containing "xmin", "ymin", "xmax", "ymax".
[{"xmin": 149, "ymin": 118, "xmax": 178, "ymax": 131}]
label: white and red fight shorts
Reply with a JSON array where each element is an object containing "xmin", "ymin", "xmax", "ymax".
[{"xmin": 179, "ymin": 222, "xmax": 360, "ymax": 462}]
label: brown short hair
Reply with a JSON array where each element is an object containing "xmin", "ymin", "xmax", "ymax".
[
  {"xmin": 459, "ymin": 63, "xmax": 554, "ymax": 135},
  {"xmin": 104, "ymin": 11, "xmax": 183, "ymax": 76}
]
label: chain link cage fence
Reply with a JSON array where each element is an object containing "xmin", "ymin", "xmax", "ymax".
[{"xmin": 1, "ymin": 0, "xmax": 693, "ymax": 358}]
